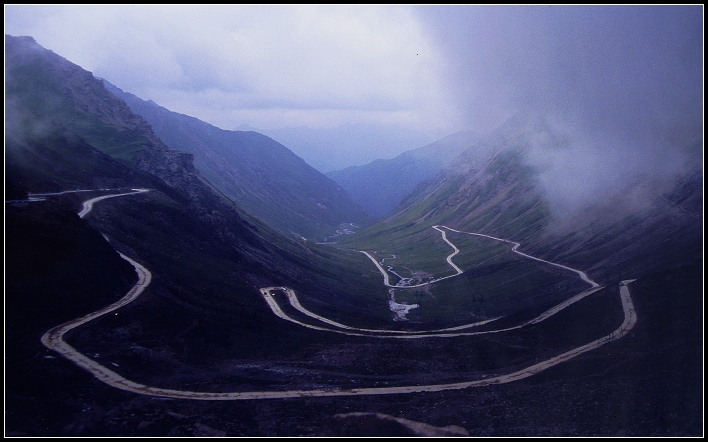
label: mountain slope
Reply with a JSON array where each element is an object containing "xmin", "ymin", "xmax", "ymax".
[
  {"xmin": 5, "ymin": 32, "xmax": 391, "ymax": 328},
  {"xmin": 5, "ymin": 35, "xmax": 284, "ymax": 261},
  {"xmin": 344, "ymin": 110, "xmax": 702, "ymax": 291},
  {"xmin": 326, "ymin": 130, "xmax": 481, "ymax": 219},
  {"xmin": 5, "ymin": 35, "xmax": 702, "ymax": 437},
  {"xmin": 242, "ymin": 123, "xmax": 437, "ymax": 173},
  {"xmin": 345, "ymin": 113, "xmax": 552, "ymax": 247},
  {"xmin": 104, "ymin": 83, "xmax": 370, "ymax": 240}
]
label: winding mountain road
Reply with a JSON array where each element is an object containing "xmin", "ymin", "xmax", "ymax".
[
  {"xmin": 441, "ymin": 226, "xmax": 600, "ymax": 287},
  {"xmin": 39, "ymin": 190, "xmax": 638, "ymax": 401},
  {"xmin": 263, "ymin": 224, "xmax": 604, "ymax": 337},
  {"xmin": 78, "ymin": 188, "xmax": 150, "ymax": 218},
  {"xmin": 260, "ymin": 286, "xmax": 502, "ymax": 337},
  {"xmin": 359, "ymin": 225, "xmax": 464, "ymax": 288},
  {"xmin": 362, "ymin": 225, "xmax": 599, "ymax": 289}
]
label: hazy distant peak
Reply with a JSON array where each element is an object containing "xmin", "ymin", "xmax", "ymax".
[
  {"xmin": 5, "ymin": 34, "xmax": 38, "ymax": 48},
  {"xmin": 232, "ymin": 123, "xmax": 262, "ymax": 132}
]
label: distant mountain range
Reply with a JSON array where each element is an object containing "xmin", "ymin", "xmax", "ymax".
[
  {"xmin": 234, "ymin": 122, "xmax": 440, "ymax": 173},
  {"xmin": 105, "ymin": 83, "xmax": 370, "ymax": 240},
  {"xmin": 326, "ymin": 130, "xmax": 482, "ymax": 219}
]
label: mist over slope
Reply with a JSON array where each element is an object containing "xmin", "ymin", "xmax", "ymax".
[
  {"xmin": 5, "ymin": 30, "xmax": 703, "ymax": 437},
  {"xmin": 417, "ymin": 6, "xmax": 703, "ymax": 228},
  {"xmin": 350, "ymin": 110, "xmax": 702, "ymax": 280},
  {"xmin": 106, "ymin": 83, "xmax": 370, "ymax": 239}
]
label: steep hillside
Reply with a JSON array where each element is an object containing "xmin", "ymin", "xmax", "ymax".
[
  {"xmin": 105, "ymin": 83, "xmax": 370, "ymax": 240},
  {"xmin": 343, "ymin": 110, "xmax": 702, "ymax": 296},
  {"xmin": 346, "ymin": 113, "xmax": 553, "ymax": 247},
  {"xmin": 5, "ymin": 32, "xmax": 391, "ymax": 328},
  {"xmin": 326, "ymin": 130, "xmax": 481, "ymax": 218},
  {"xmin": 5, "ymin": 34, "xmax": 702, "ymax": 437}
]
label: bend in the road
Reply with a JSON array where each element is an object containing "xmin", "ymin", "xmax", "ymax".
[
  {"xmin": 362, "ymin": 225, "xmax": 599, "ymax": 290},
  {"xmin": 40, "ymin": 190, "xmax": 635, "ymax": 401},
  {"xmin": 78, "ymin": 188, "xmax": 150, "ymax": 218}
]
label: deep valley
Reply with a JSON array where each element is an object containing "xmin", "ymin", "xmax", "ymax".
[{"xmin": 4, "ymin": 30, "xmax": 703, "ymax": 437}]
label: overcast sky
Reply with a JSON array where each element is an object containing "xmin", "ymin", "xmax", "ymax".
[
  {"xmin": 4, "ymin": 5, "xmax": 704, "ymax": 204},
  {"xmin": 5, "ymin": 5, "xmax": 452, "ymax": 134},
  {"xmin": 5, "ymin": 5, "xmax": 703, "ymax": 221},
  {"xmin": 6, "ymin": 5, "xmax": 701, "ymax": 135}
]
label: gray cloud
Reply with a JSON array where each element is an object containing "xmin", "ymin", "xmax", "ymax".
[
  {"xmin": 416, "ymin": 5, "xmax": 702, "ymax": 133},
  {"xmin": 416, "ymin": 5, "xmax": 703, "ymax": 220},
  {"xmin": 4, "ymin": 5, "xmax": 454, "ymax": 134},
  {"xmin": 5, "ymin": 4, "xmax": 703, "ymax": 206}
]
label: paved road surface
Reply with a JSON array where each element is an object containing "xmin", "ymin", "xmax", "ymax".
[
  {"xmin": 78, "ymin": 188, "xmax": 150, "ymax": 218},
  {"xmin": 39, "ymin": 190, "xmax": 637, "ymax": 401}
]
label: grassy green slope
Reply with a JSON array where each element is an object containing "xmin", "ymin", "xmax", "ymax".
[{"xmin": 334, "ymin": 111, "xmax": 702, "ymax": 326}]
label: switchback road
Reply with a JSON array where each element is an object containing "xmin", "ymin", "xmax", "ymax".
[
  {"xmin": 262, "ymin": 224, "xmax": 603, "ymax": 337},
  {"xmin": 40, "ymin": 190, "xmax": 637, "ymax": 401}
]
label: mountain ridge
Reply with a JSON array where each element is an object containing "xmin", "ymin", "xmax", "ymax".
[
  {"xmin": 243, "ymin": 122, "xmax": 439, "ymax": 173},
  {"xmin": 5, "ymin": 33, "xmax": 703, "ymax": 437},
  {"xmin": 326, "ymin": 130, "xmax": 482, "ymax": 219},
  {"xmin": 105, "ymin": 81, "xmax": 371, "ymax": 239}
]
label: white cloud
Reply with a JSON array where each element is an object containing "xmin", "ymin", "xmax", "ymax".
[{"xmin": 5, "ymin": 5, "xmax": 455, "ymax": 132}]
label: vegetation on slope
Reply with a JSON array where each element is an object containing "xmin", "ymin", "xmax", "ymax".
[{"xmin": 106, "ymin": 82, "xmax": 371, "ymax": 240}]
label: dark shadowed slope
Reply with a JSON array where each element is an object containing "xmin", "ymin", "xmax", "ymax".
[
  {"xmin": 5, "ymin": 34, "xmax": 702, "ymax": 437},
  {"xmin": 104, "ymin": 82, "xmax": 370, "ymax": 240}
]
